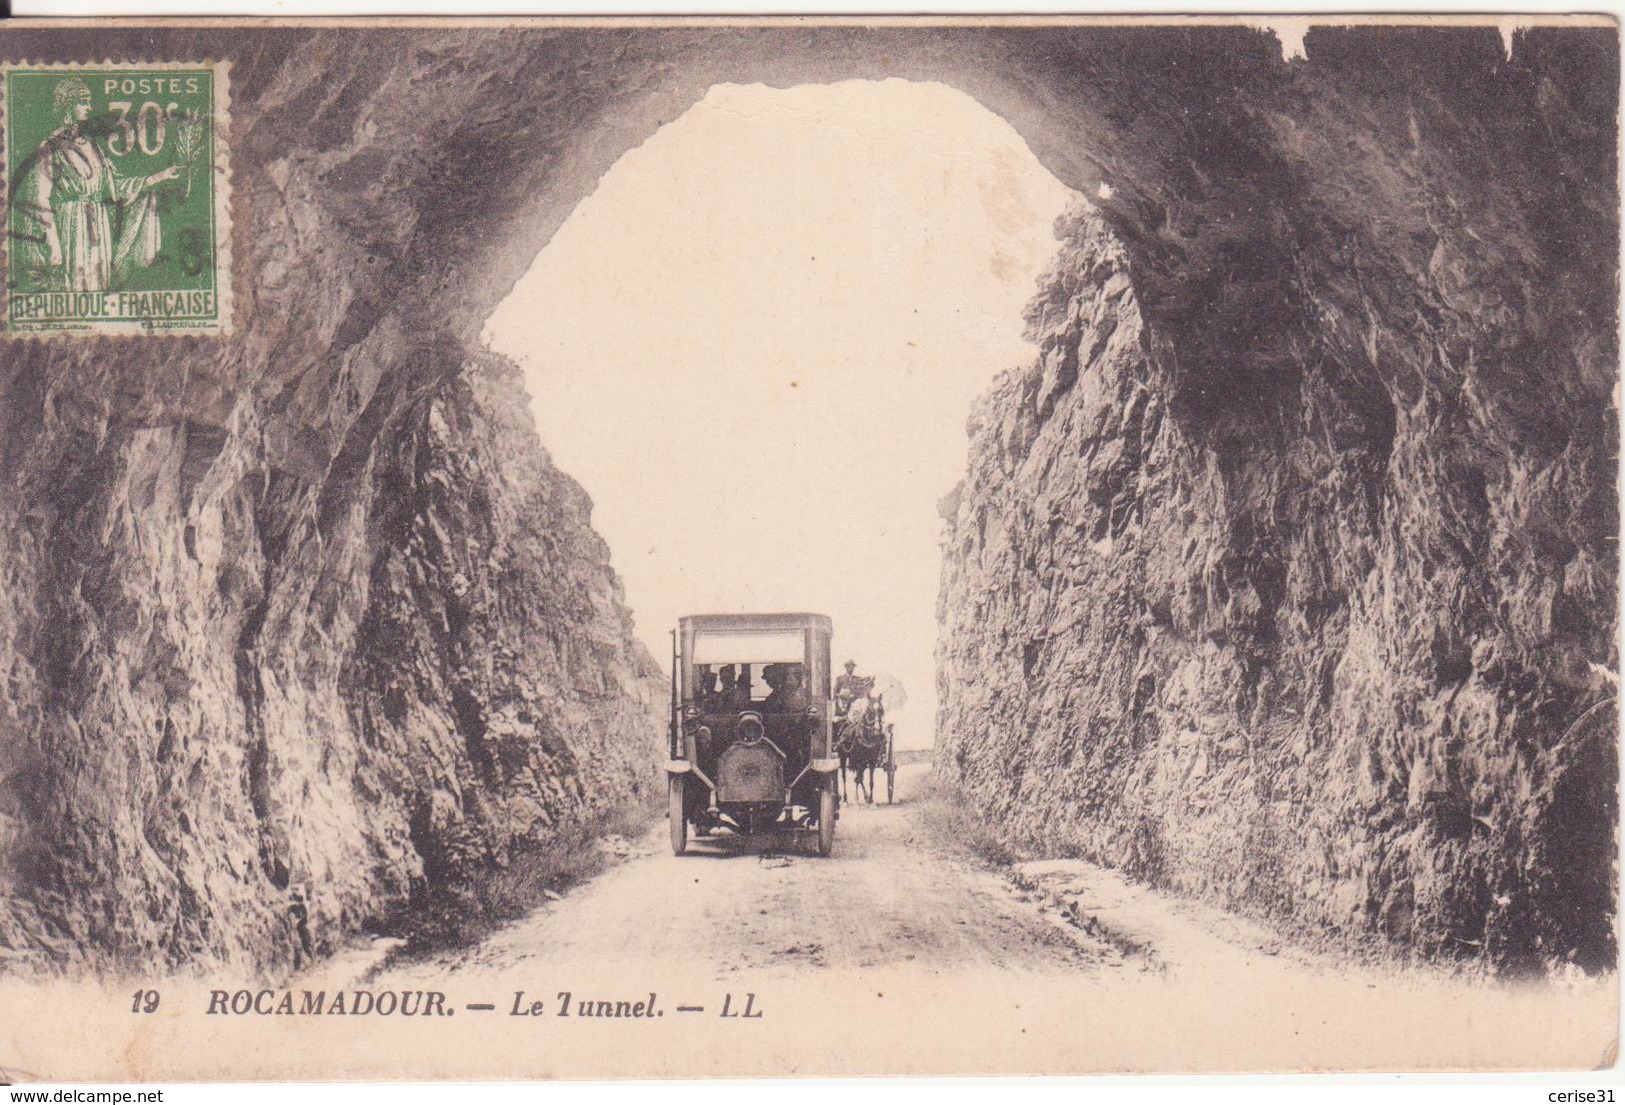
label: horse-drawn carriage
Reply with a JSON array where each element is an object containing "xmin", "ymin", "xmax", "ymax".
[
  {"xmin": 834, "ymin": 676, "xmax": 897, "ymax": 804},
  {"xmin": 666, "ymin": 613, "xmax": 841, "ymax": 856}
]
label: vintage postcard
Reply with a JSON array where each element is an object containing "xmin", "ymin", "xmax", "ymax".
[{"xmin": 0, "ymin": 14, "xmax": 1616, "ymax": 1081}]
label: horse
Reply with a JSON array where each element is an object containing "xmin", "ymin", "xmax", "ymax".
[{"xmin": 835, "ymin": 693, "xmax": 887, "ymax": 804}]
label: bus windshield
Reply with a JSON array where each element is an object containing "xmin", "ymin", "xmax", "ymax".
[{"xmin": 688, "ymin": 628, "xmax": 812, "ymax": 713}]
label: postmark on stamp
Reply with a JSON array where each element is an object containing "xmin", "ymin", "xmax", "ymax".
[{"xmin": 3, "ymin": 61, "xmax": 231, "ymax": 336}]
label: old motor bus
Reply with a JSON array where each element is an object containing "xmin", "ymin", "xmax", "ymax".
[{"xmin": 666, "ymin": 612, "xmax": 840, "ymax": 855}]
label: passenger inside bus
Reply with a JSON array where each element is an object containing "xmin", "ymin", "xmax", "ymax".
[
  {"xmin": 762, "ymin": 664, "xmax": 808, "ymax": 713},
  {"xmin": 695, "ymin": 662, "xmax": 809, "ymax": 711}
]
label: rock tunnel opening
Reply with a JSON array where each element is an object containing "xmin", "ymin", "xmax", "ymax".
[{"xmin": 484, "ymin": 78, "xmax": 1083, "ymax": 741}]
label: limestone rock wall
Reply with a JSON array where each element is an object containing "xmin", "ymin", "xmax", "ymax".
[
  {"xmin": 936, "ymin": 200, "xmax": 1617, "ymax": 975},
  {"xmin": 0, "ymin": 342, "xmax": 663, "ymax": 974}
]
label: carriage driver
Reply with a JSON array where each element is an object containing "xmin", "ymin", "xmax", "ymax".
[{"xmin": 834, "ymin": 660, "xmax": 864, "ymax": 718}]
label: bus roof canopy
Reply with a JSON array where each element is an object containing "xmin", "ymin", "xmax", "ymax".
[{"xmin": 679, "ymin": 612, "xmax": 832, "ymax": 636}]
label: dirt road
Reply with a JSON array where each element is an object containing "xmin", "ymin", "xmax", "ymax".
[
  {"xmin": 369, "ymin": 764, "xmax": 1116, "ymax": 984},
  {"xmin": 234, "ymin": 762, "xmax": 1612, "ymax": 1079}
]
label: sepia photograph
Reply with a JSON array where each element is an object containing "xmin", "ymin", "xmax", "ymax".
[{"xmin": 0, "ymin": 12, "xmax": 1617, "ymax": 1081}]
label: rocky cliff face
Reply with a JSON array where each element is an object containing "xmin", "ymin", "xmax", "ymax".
[
  {"xmin": 937, "ymin": 198, "xmax": 1617, "ymax": 975},
  {"xmin": 0, "ymin": 342, "xmax": 663, "ymax": 974}
]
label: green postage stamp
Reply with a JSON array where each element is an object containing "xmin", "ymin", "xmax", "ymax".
[{"xmin": 3, "ymin": 61, "xmax": 231, "ymax": 336}]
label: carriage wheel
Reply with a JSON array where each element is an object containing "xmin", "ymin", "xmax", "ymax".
[
  {"xmin": 884, "ymin": 724, "xmax": 897, "ymax": 803},
  {"xmin": 816, "ymin": 780, "xmax": 836, "ymax": 857},
  {"xmin": 668, "ymin": 776, "xmax": 688, "ymax": 856}
]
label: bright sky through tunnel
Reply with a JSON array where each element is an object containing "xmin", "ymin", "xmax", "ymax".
[{"xmin": 484, "ymin": 79, "xmax": 1078, "ymax": 746}]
